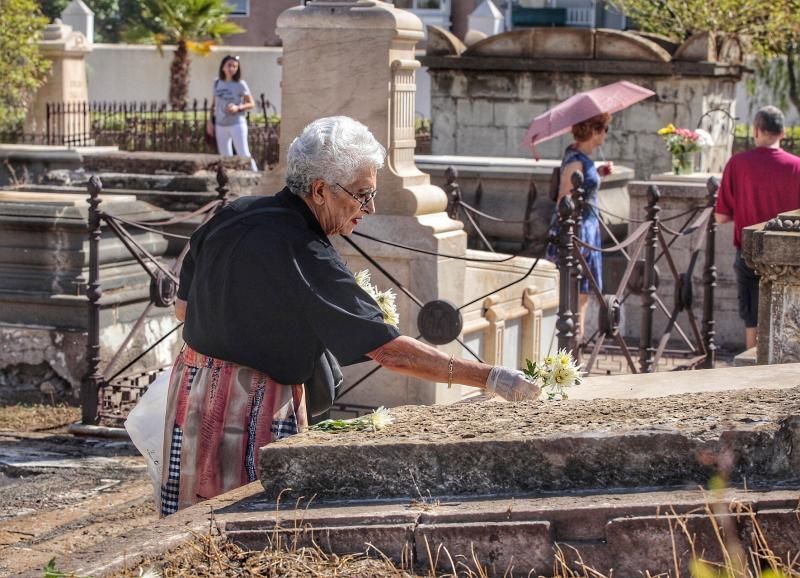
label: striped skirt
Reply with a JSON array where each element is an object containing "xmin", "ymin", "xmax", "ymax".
[{"xmin": 158, "ymin": 346, "xmax": 307, "ymax": 516}]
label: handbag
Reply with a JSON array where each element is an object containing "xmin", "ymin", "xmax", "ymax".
[
  {"xmin": 548, "ymin": 166, "xmax": 560, "ymax": 203},
  {"xmin": 205, "ymin": 114, "xmax": 216, "ymax": 150},
  {"xmin": 305, "ymin": 349, "xmax": 343, "ymax": 417},
  {"xmin": 125, "ymin": 369, "xmax": 171, "ymax": 504}
]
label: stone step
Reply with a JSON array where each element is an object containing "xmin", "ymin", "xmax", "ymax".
[
  {"xmin": 734, "ymin": 346, "xmax": 758, "ymax": 366},
  {"xmin": 219, "ymin": 486, "xmax": 800, "ymax": 577},
  {"xmin": 42, "ymin": 169, "xmax": 261, "ymax": 196},
  {"xmin": 81, "ymin": 150, "xmax": 252, "ymax": 175},
  {"xmin": 60, "ymin": 472, "xmax": 800, "ymax": 577}
]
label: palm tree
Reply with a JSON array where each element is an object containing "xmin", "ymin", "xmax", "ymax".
[{"xmin": 125, "ymin": 0, "xmax": 244, "ymax": 108}]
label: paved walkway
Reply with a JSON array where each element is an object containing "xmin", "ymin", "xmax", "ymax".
[{"xmin": 576, "ymin": 362, "xmax": 800, "ymax": 400}]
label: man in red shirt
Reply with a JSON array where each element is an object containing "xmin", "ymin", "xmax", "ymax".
[{"xmin": 715, "ymin": 106, "xmax": 800, "ymax": 350}]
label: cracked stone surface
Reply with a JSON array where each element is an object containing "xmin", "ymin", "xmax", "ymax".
[{"xmin": 261, "ymin": 386, "xmax": 800, "ymax": 501}]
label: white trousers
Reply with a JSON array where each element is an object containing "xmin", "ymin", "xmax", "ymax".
[{"xmin": 215, "ymin": 122, "xmax": 258, "ymax": 171}]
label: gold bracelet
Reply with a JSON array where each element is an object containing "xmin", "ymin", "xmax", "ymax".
[{"xmin": 447, "ymin": 354, "xmax": 455, "ymax": 389}]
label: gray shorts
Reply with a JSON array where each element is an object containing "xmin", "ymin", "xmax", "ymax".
[{"xmin": 734, "ymin": 250, "xmax": 759, "ymax": 328}]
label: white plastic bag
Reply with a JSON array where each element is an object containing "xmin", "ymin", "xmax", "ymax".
[{"xmin": 125, "ymin": 369, "xmax": 171, "ymax": 501}]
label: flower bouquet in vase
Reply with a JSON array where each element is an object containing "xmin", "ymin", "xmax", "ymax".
[{"xmin": 657, "ymin": 124, "xmax": 713, "ymax": 175}]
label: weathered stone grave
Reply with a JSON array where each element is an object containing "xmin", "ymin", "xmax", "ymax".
[
  {"xmin": 0, "ymin": 190, "xmax": 172, "ymax": 403},
  {"xmin": 62, "ymin": 363, "xmax": 800, "ymax": 577},
  {"xmin": 416, "ymin": 154, "xmax": 634, "ymax": 255},
  {"xmin": 422, "ymin": 26, "xmax": 744, "ymax": 179},
  {"xmin": 0, "ymin": 151, "xmax": 258, "ymax": 406},
  {"xmin": 743, "ymin": 207, "xmax": 800, "ymax": 365}
]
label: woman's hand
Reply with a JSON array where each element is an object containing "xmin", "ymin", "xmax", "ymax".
[
  {"xmin": 225, "ymin": 102, "xmax": 239, "ymax": 114},
  {"xmin": 598, "ymin": 162, "xmax": 614, "ymax": 177},
  {"xmin": 175, "ymin": 298, "xmax": 187, "ymax": 322},
  {"xmin": 485, "ymin": 366, "xmax": 541, "ymax": 401}
]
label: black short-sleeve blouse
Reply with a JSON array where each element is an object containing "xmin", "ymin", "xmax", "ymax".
[{"xmin": 178, "ymin": 188, "xmax": 400, "ymax": 385}]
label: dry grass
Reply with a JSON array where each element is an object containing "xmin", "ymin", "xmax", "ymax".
[
  {"xmin": 95, "ymin": 498, "xmax": 800, "ymax": 578},
  {"xmin": 121, "ymin": 532, "xmax": 418, "ymax": 577},
  {"xmin": 0, "ymin": 402, "xmax": 81, "ymax": 431}
]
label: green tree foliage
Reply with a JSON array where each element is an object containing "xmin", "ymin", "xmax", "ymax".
[
  {"xmin": 124, "ymin": 0, "xmax": 244, "ymax": 108},
  {"xmin": 0, "ymin": 0, "xmax": 51, "ymax": 133},
  {"xmin": 610, "ymin": 0, "xmax": 800, "ymax": 115}
]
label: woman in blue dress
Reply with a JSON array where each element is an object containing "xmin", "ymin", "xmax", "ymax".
[{"xmin": 545, "ymin": 112, "xmax": 613, "ymax": 341}]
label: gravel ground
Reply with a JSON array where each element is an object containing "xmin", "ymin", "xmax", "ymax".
[{"xmin": 0, "ymin": 404, "xmax": 156, "ymax": 577}]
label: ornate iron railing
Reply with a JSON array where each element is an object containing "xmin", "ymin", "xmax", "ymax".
[
  {"xmin": 553, "ymin": 172, "xmax": 720, "ymax": 373},
  {"xmin": 82, "ymin": 167, "xmax": 231, "ymax": 425}
]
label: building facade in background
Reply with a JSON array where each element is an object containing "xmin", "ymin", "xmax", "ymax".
[{"xmin": 223, "ymin": 0, "xmax": 625, "ymax": 46}]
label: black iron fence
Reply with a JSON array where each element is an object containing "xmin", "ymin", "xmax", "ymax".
[
  {"xmin": 39, "ymin": 98, "xmax": 279, "ymax": 170},
  {"xmin": 733, "ymin": 132, "xmax": 800, "ymax": 156},
  {"xmin": 83, "ymin": 167, "xmax": 231, "ymax": 425},
  {"xmin": 552, "ymin": 173, "xmax": 720, "ymax": 373},
  {"xmin": 441, "ymin": 168, "xmax": 720, "ymax": 373}
]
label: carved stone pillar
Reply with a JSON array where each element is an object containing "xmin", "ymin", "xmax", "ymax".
[
  {"xmin": 742, "ymin": 209, "xmax": 800, "ymax": 365},
  {"xmin": 24, "ymin": 19, "xmax": 91, "ymax": 139},
  {"xmin": 266, "ymin": 0, "xmax": 467, "ymax": 406}
]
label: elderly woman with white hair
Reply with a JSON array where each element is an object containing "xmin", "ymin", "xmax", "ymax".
[{"xmin": 163, "ymin": 116, "xmax": 539, "ymax": 515}]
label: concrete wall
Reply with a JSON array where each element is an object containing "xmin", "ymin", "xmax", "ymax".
[
  {"xmin": 735, "ymin": 67, "xmax": 800, "ymax": 125},
  {"xmin": 83, "ymin": 44, "xmax": 436, "ymax": 119},
  {"xmin": 86, "ymin": 45, "xmax": 283, "ymax": 111}
]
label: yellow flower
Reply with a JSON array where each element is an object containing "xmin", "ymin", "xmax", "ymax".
[
  {"xmin": 657, "ymin": 124, "xmax": 675, "ymax": 135},
  {"xmin": 543, "ymin": 355, "xmax": 556, "ymax": 367}
]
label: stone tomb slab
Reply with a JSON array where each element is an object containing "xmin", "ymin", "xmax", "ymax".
[
  {"xmin": 260, "ymin": 385, "xmax": 800, "ymax": 502},
  {"xmin": 64, "ymin": 484, "xmax": 800, "ymax": 577}
]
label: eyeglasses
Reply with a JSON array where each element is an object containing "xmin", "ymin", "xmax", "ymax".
[{"xmin": 335, "ymin": 182, "xmax": 377, "ymax": 210}]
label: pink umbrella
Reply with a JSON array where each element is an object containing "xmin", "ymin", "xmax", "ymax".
[{"xmin": 524, "ymin": 80, "xmax": 655, "ymax": 160}]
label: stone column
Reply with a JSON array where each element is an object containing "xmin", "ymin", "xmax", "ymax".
[
  {"xmin": 266, "ymin": 1, "xmax": 468, "ymax": 406},
  {"xmin": 742, "ymin": 209, "xmax": 800, "ymax": 365},
  {"xmin": 24, "ymin": 20, "xmax": 91, "ymax": 139}
]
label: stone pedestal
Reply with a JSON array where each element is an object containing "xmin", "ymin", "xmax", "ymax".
[
  {"xmin": 0, "ymin": 190, "xmax": 179, "ymax": 403},
  {"xmin": 264, "ymin": 1, "xmax": 558, "ymax": 408},
  {"xmin": 24, "ymin": 20, "xmax": 91, "ymax": 139},
  {"xmin": 622, "ymin": 175, "xmax": 743, "ymax": 352},
  {"xmin": 742, "ymin": 209, "xmax": 800, "ymax": 365}
]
